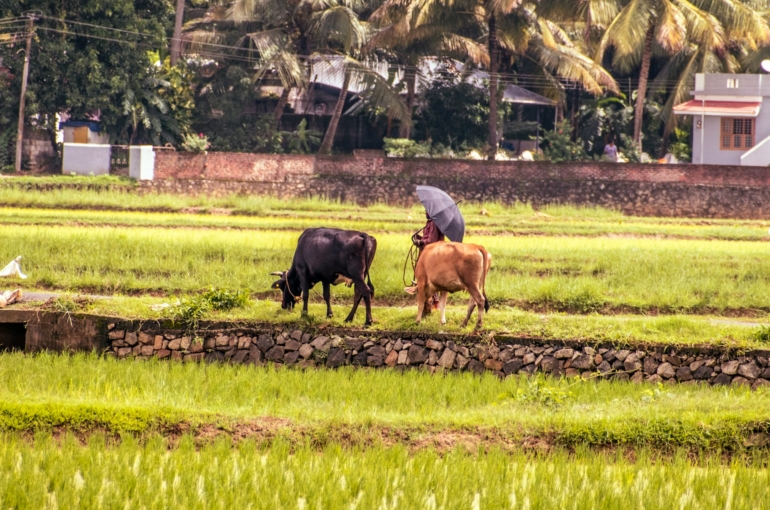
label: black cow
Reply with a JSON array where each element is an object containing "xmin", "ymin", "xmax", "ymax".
[{"xmin": 271, "ymin": 228, "xmax": 377, "ymax": 325}]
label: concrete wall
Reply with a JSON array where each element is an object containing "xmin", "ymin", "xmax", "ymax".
[
  {"xmin": 129, "ymin": 146, "xmax": 155, "ymax": 180},
  {"xmin": 150, "ymin": 151, "xmax": 770, "ymax": 218},
  {"xmin": 62, "ymin": 144, "xmax": 111, "ymax": 175},
  {"xmin": 20, "ymin": 128, "xmax": 56, "ymax": 172}
]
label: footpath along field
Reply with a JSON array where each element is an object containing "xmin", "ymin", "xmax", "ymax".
[{"xmin": 2, "ymin": 178, "xmax": 770, "ymax": 508}]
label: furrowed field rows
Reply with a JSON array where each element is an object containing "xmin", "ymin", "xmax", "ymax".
[
  {"xmin": 2, "ymin": 195, "xmax": 770, "ymax": 239},
  {"xmin": 4, "ymin": 224, "xmax": 770, "ymax": 313},
  {"xmin": 2, "ymin": 435, "xmax": 769, "ymax": 510}
]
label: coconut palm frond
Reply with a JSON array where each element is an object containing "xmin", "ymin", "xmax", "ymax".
[
  {"xmin": 348, "ymin": 58, "xmax": 412, "ymax": 125},
  {"xmin": 694, "ymin": 0, "xmax": 770, "ymax": 45},
  {"xmin": 530, "ymin": 38, "xmax": 619, "ymax": 95},
  {"xmin": 256, "ymin": 49, "xmax": 308, "ymax": 89},
  {"xmin": 538, "ymin": 18, "xmax": 559, "ymax": 49},
  {"xmin": 543, "ymin": 19, "xmax": 574, "ymax": 47},
  {"xmin": 243, "ymin": 28, "xmax": 292, "ymax": 56},
  {"xmin": 655, "ymin": 44, "xmax": 701, "ymax": 126},
  {"xmin": 596, "ymin": 0, "xmax": 653, "ymax": 63},
  {"xmin": 183, "ymin": 30, "xmax": 228, "ymax": 53},
  {"xmin": 655, "ymin": 0, "xmax": 687, "ymax": 52},
  {"xmin": 587, "ymin": 0, "xmax": 621, "ymax": 28},
  {"xmin": 438, "ymin": 34, "xmax": 490, "ymax": 65},
  {"xmin": 228, "ymin": 0, "xmax": 261, "ymax": 22},
  {"xmin": 310, "ymin": 5, "xmax": 369, "ymax": 53},
  {"xmin": 669, "ymin": 0, "xmax": 724, "ymax": 49}
]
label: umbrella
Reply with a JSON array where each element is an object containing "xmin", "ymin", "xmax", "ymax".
[{"xmin": 416, "ymin": 185, "xmax": 465, "ymax": 242}]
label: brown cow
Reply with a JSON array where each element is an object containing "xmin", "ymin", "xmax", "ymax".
[{"xmin": 413, "ymin": 242, "xmax": 492, "ymax": 328}]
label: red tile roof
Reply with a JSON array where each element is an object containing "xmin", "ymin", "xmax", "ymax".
[{"xmin": 673, "ymin": 100, "xmax": 761, "ymax": 117}]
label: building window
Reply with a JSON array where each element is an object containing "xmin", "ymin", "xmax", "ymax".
[
  {"xmin": 721, "ymin": 118, "xmax": 754, "ymax": 150},
  {"xmin": 726, "ymin": 78, "xmax": 739, "ymax": 88}
]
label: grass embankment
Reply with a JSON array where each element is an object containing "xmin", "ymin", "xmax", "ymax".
[
  {"xmin": 36, "ymin": 295, "xmax": 761, "ymax": 349},
  {"xmin": 4, "ymin": 223, "xmax": 770, "ymax": 315},
  {"xmin": 3, "ymin": 353, "xmax": 770, "ymax": 452},
  {"xmin": 2, "ymin": 434, "xmax": 769, "ymax": 509}
]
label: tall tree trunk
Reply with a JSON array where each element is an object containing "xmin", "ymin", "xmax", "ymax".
[
  {"xmin": 660, "ymin": 116, "xmax": 675, "ymax": 157},
  {"xmin": 319, "ymin": 71, "xmax": 351, "ymax": 155},
  {"xmin": 487, "ymin": 15, "xmax": 499, "ymax": 161},
  {"xmin": 398, "ymin": 65, "xmax": 417, "ymax": 138},
  {"xmin": 634, "ymin": 23, "xmax": 655, "ymax": 149},
  {"xmin": 170, "ymin": 0, "xmax": 185, "ymax": 65},
  {"xmin": 274, "ymin": 87, "xmax": 291, "ymax": 123}
]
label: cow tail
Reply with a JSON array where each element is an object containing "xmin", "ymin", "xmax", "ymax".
[
  {"xmin": 481, "ymin": 248, "xmax": 491, "ymax": 312},
  {"xmin": 364, "ymin": 235, "xmax": 376, "ymax": 297}
]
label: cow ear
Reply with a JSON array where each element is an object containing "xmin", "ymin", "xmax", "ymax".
[{"xmin": 271, "ymin": 279, "xmax": 285, "ymax": 290}]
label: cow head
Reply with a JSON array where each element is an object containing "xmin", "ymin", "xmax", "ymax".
[{"xmin": 270, "ymin": 270, "xmax": 299, "ymax": 310}]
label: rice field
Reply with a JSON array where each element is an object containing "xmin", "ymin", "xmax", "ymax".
[
  {"xmin": 2, "ymin": 434, "xmax": 769, "ymax": 510},
  {"xmin": 4, "ymin": 222, "xmax": 770, "ymax": 315},
  {"xmin": 1, "ymin": 353, "xmax": 768, "ymax": 450},
  {"xmin": 4, "ymin": 180, "xmax": 770, "ymax": 505}
]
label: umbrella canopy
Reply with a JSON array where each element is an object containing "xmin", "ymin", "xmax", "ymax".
[{"xmin": 416, "ymin": 186, "xmax": 465, "ymax": 242}]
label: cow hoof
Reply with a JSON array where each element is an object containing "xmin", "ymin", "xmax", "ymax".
[
  {"xmin": 327, "ymin": 314, "xmax": 333, "ymax": 319},
  {"xmin": 363, "ymin": 321, "xmax": 372, "ymax": 328}
]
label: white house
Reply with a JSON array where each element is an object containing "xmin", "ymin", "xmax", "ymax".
[{"xmin": 673, "ymin": 73, "xmax": 770, "ymax": 166}]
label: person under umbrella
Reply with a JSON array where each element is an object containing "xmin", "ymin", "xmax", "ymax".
[
  {"xmin": 405, "ymin": 186, "xmax": 465, "ymax": 308},
  {"xmin": 409, "ymin": 210, "xmax": 445, "ymax": 309},
  {"xmin": 412, "ymin": 210, "xmax": 445, "ymax": 247}
]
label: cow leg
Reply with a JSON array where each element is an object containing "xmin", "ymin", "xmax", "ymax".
[
  {"xmin": 361, "ymin": 279, "xmax": 373, "ymax": 326},
  {"xmin": 439, "ymin": 291, "xmax": 449, "ymax": 325},
  {"xmin": 462, "ymin": 296, "xmax": 477, "ymax": 327},
  {"xmin": 345, "ymin": 279, "xmax": 372, "ymax": 325},
  {"xmin": 299, "ymin": 276, "xmax": 311, "ymax": 317},
  {"xmin": 344, "ymin": 286, "xmax": 361, "ymax": 323},
  {"xmin": 416, "ymin": 284, "xmax": 427, "ymax": 324},
  {"xmin": 322, "ymin": 281, "xmax": 333, "ymax": 318},
  {"xmin": 469, "ymin": 288, "xmax": 486, "ymax": 329}
]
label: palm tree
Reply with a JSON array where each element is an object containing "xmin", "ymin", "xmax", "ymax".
[
  {"xmin": 596, "ymin": 0, "xmax": 769, "ymax": 150},
  {"xmin": 170, "ymin": 0, "xmax": 185, "ymax": 65},
  {"xmin": 187, "ymin": 0, "xmax": 409, "ymax": 153},
  {"xmin": 368, "ymin": 3, "xmax": 490, "ymax": 138},
  {"xmin": 373, "ymin": 0, "xmax": 618, "ymax": 160}
]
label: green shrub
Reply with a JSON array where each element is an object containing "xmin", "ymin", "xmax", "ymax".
[
  {"xmin": 383, "ymin": 138, "xmax": 431, "ymax": 158},
  {"xmin": 540, "ymin": 120, "xmax": 588, "ymax": 162},
  {"xmin": 172, "ymin": 288, "xmax": 250, "ymax": 332},
  {"xmin": 181, "ymin": 133, "xmax": 210, "ymax": 152}
]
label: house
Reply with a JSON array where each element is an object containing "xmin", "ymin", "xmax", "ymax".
[
  {"xmin": 673, "ymin": 73, "xmax": 770, "ymax": 166},
  {"xmin": 58, "ymin": 120, "xmax": 109, "ymax": 144}
]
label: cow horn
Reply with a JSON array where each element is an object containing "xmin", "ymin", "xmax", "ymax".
[{"xmin": 270, "ymin": 272, "xmax": 284, "ymax": 276}]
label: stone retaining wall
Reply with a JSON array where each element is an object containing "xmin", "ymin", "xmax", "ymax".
[{"xmin": 106, "ymin": 324, "xmax": 770, "ymax": 389}]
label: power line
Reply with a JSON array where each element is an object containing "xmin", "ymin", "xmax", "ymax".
[{"xmin": 0, "ymin": 15, "xmax": 707, "ymax": 95}]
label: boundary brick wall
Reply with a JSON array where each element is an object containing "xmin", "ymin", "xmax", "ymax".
[{"xmin": 150, "ymin": 151, "xmax": 770, "ymax": 218}]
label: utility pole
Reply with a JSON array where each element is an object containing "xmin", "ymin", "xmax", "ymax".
[{"xmin": 14, "ymin": 15, "xmax": 34, "ymax": 173}]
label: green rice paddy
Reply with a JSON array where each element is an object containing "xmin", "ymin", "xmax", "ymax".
[{"xmin": 2, "ymin": 179, "xmax": 770, "ymax": 507}]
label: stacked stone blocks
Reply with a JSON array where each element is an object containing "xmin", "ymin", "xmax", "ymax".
[{"xmin": 106, "ymin": 324, "xmax": 770, "ymax": 389}]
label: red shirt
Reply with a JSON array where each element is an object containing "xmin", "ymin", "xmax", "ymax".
[{"xmin": 416, "ymin": 220, "xmax": 444, "ymax": 246}]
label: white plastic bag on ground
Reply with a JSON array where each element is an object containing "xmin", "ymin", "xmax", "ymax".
[
  {"xmin": 0, "ymin": 289, "xmax": 21, "ymax": 307},
  {"xmin": 0, "ymin": 256, "xmax": 27, "ymax": 279}
]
